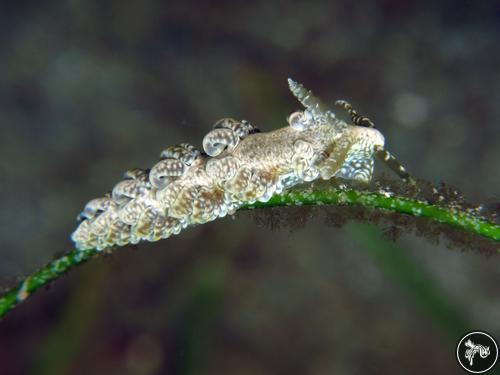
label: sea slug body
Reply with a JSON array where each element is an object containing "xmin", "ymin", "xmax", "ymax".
[{"xmin": 71, "ymin": 79, "xmax": 386, "ymax": 250}]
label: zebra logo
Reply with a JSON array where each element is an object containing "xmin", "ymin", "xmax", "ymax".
[{"xmin": 457, "ymin": 332, "xmax": 498, "ymax": 373}]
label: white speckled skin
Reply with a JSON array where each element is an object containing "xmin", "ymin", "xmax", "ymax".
[{"xmin": 71, "ymin": 79, "xmax": 385, "ymax": 250}]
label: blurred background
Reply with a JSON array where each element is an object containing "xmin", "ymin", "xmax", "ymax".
[{"xmin": 1, "ymin": 0, "xmax": 500, "ymax": 374}]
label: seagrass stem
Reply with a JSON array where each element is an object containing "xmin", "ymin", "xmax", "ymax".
[{"xmin": 1, "ymin": 184, "xmax": 498, "ymax": 319}]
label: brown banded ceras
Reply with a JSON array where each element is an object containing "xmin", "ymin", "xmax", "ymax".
[{"xmin": 72, "ymin": 79, "xmax": 413, "ymax": 250}]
